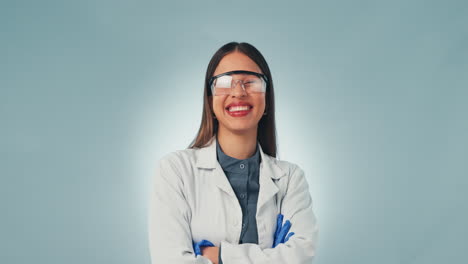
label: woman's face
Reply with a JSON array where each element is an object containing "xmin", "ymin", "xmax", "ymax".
[{"xmin": 210, "ymin": 51, "xmax": 266, "ymax": 135}]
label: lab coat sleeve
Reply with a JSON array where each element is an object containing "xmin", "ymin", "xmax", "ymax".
[
  {"xmin": 148, "ymin": 153, "xmax": 213, "ymax": 264},
  {"xmin": 219, "ymin": 164, "xmax": 319, "ymax": 264}
]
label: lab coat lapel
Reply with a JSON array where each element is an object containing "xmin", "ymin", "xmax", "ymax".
[
  {"xmin": 195, "ymin": 136, "xmax": 236, "ymax": 197},
  {"xmin": 257, "ymin": 142, "xmax": 286, "ymax": 212}
]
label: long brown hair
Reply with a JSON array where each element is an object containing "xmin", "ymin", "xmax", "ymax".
[{"xmin": 187, "ymin": 42, "xmax": 278, "ymax": 158}]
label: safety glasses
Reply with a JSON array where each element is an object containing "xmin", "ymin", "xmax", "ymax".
[{"xmin": 208, "ymin": 70, "xmax": 268, "ymax": 96}]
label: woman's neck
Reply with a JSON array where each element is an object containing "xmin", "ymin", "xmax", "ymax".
[{"xmin": 217, "ymin": 127, "xmax": 257, "ymax": 160}]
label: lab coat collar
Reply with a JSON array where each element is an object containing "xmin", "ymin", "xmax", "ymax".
[
  {"xmin": 195, "ymin": 135, "xmax": 287, "ymax": 180},
  {"xmin": 195, "ymin": 135, "xmax": 286, "ymax": 211}
]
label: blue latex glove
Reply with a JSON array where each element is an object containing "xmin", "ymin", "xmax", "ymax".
[
  {"xmin": 272, "ymin": 213, "xmax": 295, "ymax": 248},
  {"xmin": 192, "ymin": 239, "xmax": 215, "ymax": 256}
]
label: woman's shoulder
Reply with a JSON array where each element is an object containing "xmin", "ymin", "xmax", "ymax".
[
  {"xmin": 154, "ymin": 148, "xmax": 199, "ymax": 187},
  {"xmin": 157, "ymin": 148, "xmax": 197, "ymax": 168},
  {"xmin": 267, "ymin": 155, "xmax": 303, "ymax": 176}
]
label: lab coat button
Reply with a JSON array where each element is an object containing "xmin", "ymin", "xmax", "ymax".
[{"xmin": 240, "ymin": 164, "xmax": 245, "ymax": 169}]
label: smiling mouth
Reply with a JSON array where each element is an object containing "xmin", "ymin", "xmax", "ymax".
[
  {"xmin": 225, "ymin": 106, "xmax": 252, "ymax": 117},
  {"xmin": 225, "ymin": 105, "xmax": 253, "ymax": 112}
]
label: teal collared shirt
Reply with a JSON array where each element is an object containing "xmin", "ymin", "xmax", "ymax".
[{"xmin": 216, "ymin": 138, "xmax": 261, "ymax": 244}]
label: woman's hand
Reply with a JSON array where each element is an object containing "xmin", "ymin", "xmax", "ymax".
[
  {"xmin": 273, "ymin": 213, "xmax": 295, "ymax": 247},
  {"xmin": 202, "ymin": 246, "xmax": 219, "ymax": 264}
]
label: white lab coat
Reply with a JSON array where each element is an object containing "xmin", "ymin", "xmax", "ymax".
[{"xmin": 148, "ymin": 136, "xmax": 319, "ymax": 264}]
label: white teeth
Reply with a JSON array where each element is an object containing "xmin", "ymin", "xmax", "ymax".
[{"xmin": 228, "ymin": 105, "xmax": 251, "ymax": 112}]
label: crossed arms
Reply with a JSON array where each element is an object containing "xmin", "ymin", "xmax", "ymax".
[{"xmin": 148, "ymin": 156, "xmax": 319, "ymax": 264}]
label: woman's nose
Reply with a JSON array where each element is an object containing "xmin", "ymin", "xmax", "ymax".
[{"xmin": 230, "ymin": 81, "xmax": 247, "ymax": 97}]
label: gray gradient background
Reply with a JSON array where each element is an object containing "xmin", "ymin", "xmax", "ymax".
[{"xmin": 1, "ymin": 0, "xmax": 467, "ymax": 263}]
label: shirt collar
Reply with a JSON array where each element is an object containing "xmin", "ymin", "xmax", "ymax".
[
  {"xmin": 194, "ymin": 135, "xmax": 287, "ymax": 180},
  {"xmin": 216, "ymin": 137, "xmax": 260, "ymax": 173}
]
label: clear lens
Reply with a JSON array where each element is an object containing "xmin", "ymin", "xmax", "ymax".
[{"xmin": 212, "ymin": 74, "xmax": 266, "ymax": 96}]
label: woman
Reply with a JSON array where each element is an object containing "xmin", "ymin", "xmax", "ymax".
[{"xmin": 148, "ymin": 42, "xmax": 319, "ymax": 263}]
